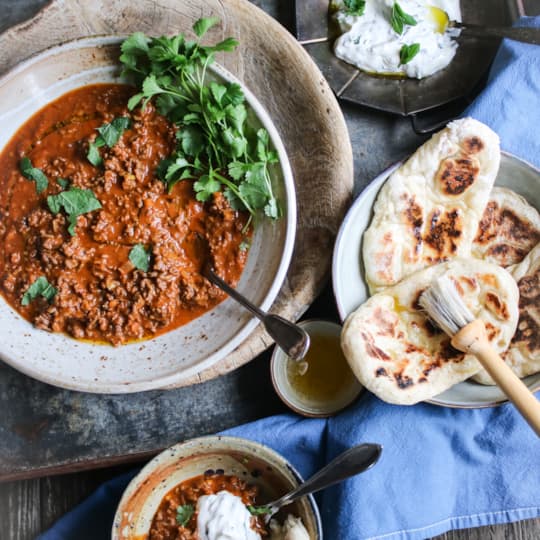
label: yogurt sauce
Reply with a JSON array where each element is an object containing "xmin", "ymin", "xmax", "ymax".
[
  {"xmin": 334, "ymin": 0, "xmax": 461, "ymax": 79},
  {"xmin": 197, "ymin": 490, "xmax": 261, "ymax": 540}
]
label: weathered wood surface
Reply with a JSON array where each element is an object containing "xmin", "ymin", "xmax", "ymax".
[{"xmin": 0, "ymin": 1, "xmax": 539, "ymax": 539}]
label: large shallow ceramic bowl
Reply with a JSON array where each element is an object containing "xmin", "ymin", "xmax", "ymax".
[
  {"xmin": 112, "ymin": 435, "xmax": 322, "ymax": 539},
  {"xmin": 333, "ymin": 152, "xmax": 540, "ymax": 408},
  {"xmin": 0, "ymin": 36, "xmax": 296, "ymax": 393}
]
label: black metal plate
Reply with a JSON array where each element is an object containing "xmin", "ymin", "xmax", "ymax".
[{"xmin": 295, "ymin": 0, "xmax": 521, "ymax": 115}]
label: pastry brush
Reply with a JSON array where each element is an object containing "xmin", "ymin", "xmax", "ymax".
[{"xmin": 419, "ymin": 275, "xmax": 540, "ymax": 437}]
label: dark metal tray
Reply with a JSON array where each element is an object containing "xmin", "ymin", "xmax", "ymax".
[{"xmin": 295, "ymin": 0, "xmax": 523, "ymax": 115}]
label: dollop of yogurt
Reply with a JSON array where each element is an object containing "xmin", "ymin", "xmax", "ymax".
[
  {"xmin": 197, "ymin": 490, "xmax": 261, "ymax": 540},
  {"xmin": 334, "ymin": 0, "xmax": 461, "ymax": 79}
]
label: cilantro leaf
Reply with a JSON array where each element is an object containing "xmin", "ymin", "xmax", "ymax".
[
  {"xmin": 21, "ymin": 276, "xmax": 57, "ymax": 306},
  {"xmin": 56, "ymin": 178, "xmax": 70, "ymax": 189},
  {"xmin": 343, "ymin": 0, "xmax": 366, "ymax": 16},
  {"xmin": 177, "ymin": 126, "xmax": 205, "ymax": 157},
  {"xmin": 96, "ymin": 117, "xmax": 131, "ymax": 147},
  {"xmin": 211, "ymin": 37, "xmax": 239, "ymax": 52},
  {"xmin": 129, "ymin": 244, "xmax": 151, "ymax": 272},
  {"xmin": 193, "ymin": 17, "xmax": 220, "ymax": 38},
  {"xmin": 194, "ymin": 174, "xmax": 221, "ymax": 202},
  {"xmin": 87, "ymin": 142, "xmax": 103, "ymax": 167},
  {"xmin": 176, "ymin": 504, "xmax": 194, "ymax": 526},
  {"xmin": 247, "ymin": 505, "xmax": 272, "ymax": 516},
  {"xmin": 399, "ymin": 43, "xmax": 421, "ymax": 64},
  {"xmin": 20, "ymin": 157, "xmax": 48, "ymax": 194},
  {"xmin": 391, "ymin": 2, "xmax": 417, "ymax": 35},
  {"xmin": 47, "ymin": 188, "xmax": 102, "ymax": 236}
]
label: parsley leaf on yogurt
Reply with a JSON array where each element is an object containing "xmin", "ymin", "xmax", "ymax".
[
  {"xmin": 391, "ymin": 2, "xmax": 417, "ymax": 35},
  {"xmin": 400, "ymin": 43, "xmax": 421, "ymax": 65},
  {"xmin": 343, "ymin": 0, "xmax": 366, "ymax": 16}
]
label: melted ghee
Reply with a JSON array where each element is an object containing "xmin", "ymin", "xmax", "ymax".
[{"xmin": 286, "ymin": 333, "xmax": 355, "ymax": 402}]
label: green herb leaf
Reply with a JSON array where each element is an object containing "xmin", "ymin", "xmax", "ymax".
[
  {"xmin": 193, "ymin": 16, "xmax": 220, "ymax": 38},
  {"xmin": 194, "ymin": 173, "xmax": 221, "ymax": 202},
  {"xmin": 391, "ymin": 2, "xmax": 417, "ymax": 35},
  {"xmin": 247, "ymin": 505, "xmax": 272, "ymax": 516},
  {"xmin": 20, "ymin": 157, "xmax": 48, "ymax": 194},
  {"xmin": 96, "ymin": 117, "xmax": 131, "ymax": 147},
  {"xmin": 87, "ymin": 142, "xmax": 103, "ymax": 167},
  {"xmin": 56, "ymin": 178, "xmax": 70, "ymax": 189},
  {"xmin": 47, "ymin": 188, "xmax": 102, "ymax": 236},
  {"xmin": 176, "ymin": 504, "xmax": 194, "ymax": 527},
  {"xmin": 21, "ymin": 276, "xmax": 57, "ymax": 306},
  {"xmin": 399, "ymin": 43, "xmax": 421, "ymax": 64},
  {"xmin": 177, "ymin": 126, "xmax": 205, "ymax": 157},
  {"xmin": 129, "ymin": 244, "xmax": 151, "ymax": 272},
  {"xmin": 343, "ymin": 0, "xmax": 366, "ymax": 16}
]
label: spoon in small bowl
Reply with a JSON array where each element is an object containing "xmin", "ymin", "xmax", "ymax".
[
  {"xmin": 253, "ymin": 443, "xmax": 383, "ymax": 522},
  {"xmin": 429, "ymin": 6, "xmax": 540, "ymax": 45},
  {"xmin": 203, "ymin": 265, "xmax": 310, "ymax": 361}
]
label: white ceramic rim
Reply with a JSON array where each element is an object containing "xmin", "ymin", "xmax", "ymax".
[
  {"xmin": 0, "ymin": 35, "xmax": 297, "ymax": 393},
  {"xmin": 332, "ymin": 151, "xmax": 540, "ymax": 408},
  {"xmin": 111, "ymin": 435, "xmax": 323, "ymax": 539}
]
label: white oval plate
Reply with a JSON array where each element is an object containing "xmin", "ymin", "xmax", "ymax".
[
  {"xmin": 0, "ymin": 36, "xmax": 296, "ymax": 393},
  {"xmin": 333, "ymin": 152, "xmax": 540, "ymax": 408}
]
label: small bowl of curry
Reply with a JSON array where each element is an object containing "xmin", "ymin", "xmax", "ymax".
[
  {"xmin": 112, "ymin": 435, "xmax": 322, "ymax": 540},
  {"xmin": 0, "ymin": 27, "xmax": 296, "ymax": 392}
]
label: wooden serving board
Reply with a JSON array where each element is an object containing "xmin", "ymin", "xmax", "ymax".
[{"xmin": 0, "ymin": 0, "xmax": 353, "ymax": 387}]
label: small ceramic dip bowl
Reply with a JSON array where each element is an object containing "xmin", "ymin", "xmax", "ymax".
[
  {"xmin": 112, "ymin": 435, "xmax": 322, "ymax": 539},
  {"xmin": 271, "ymin": 320, "xmax": 363, "ymax": 417}
]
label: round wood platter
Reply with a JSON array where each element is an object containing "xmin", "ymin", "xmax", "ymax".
[{"xmin": 0, "ymin": 0, "xmax": 353, "ymax": 388}]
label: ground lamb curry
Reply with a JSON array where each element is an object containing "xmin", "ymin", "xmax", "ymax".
[{"xmin": 0, "ymin": 84, "xmax": 249, "ymax": 345}]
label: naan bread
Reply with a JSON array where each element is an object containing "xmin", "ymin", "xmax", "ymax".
[
  {"xmin": 363, "ymin": 118, "xmax": 500, "ymax": 293},
  {"xmin": 473, "ymin": 243, "xmax": 540, "ymax": 385},
  {"xmin": 472, "ymin": 187, "xmax": 540, "ymax": 267},
  {"xmin": 341, "ymin": 259, "xmax": 519, "ymax": 405}
]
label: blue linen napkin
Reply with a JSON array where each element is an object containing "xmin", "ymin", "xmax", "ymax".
[{"xmin": 38, "ymin": 17, "xmax": 540, "ymax": 540}]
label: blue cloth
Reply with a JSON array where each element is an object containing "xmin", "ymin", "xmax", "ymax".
[{"xmin": 39, "ymin": 17, "xmax": 540, "ymax": 540}]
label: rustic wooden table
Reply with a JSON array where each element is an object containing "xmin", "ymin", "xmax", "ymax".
[{"xmin": 0, "ymin": 0, "xmax": 539, "ymax": 539}]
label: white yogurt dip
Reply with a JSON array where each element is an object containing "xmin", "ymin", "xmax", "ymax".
[
  {"xmin": 333, "ymin": 0, "xmax": 461, "ymax": 79},
  {"xmin": 197, "ymin": 490, "xmax": 261, "ymax": 540}
]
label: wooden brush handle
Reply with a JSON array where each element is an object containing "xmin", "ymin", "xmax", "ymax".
[{"xmin": 452, "ymin": 320, "xmax": 540, "ymax": 438}]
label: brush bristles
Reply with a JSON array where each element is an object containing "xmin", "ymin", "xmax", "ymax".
[{"xmin": 419, "ymin": 275, "xmax": 474, "ymax": 337}]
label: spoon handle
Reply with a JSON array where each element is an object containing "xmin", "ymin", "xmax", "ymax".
[
  {"xmin": 454, "ymin": 22, "xmax": 540, "ymax": 45},
  {"xmin": 204, "ymin": 267, "xmax": 266, "ymax": 320},
  {"xmin": 268, "ymin": 443, "xmax": 382, "ymax": 512}
]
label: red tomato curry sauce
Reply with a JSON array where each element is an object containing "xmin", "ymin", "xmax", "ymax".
[{"xmin": 0, "ymin": 84, "xmax": 249, "ymax": 345}]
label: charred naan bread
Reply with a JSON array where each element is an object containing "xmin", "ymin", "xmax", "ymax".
[
  {"xmin": 363, "ymin": 118, "xmax": 500, "ymax": 293},
  {"xmin": 341, "ymin": 259, "xmax": 519, "ymax": 405},
  {"xmin": 472, "ymin": 187, "xmax": 540, "ymax": 267},
  {"xmin": 473, "ymin": 243, "xmax": 540, "ymax": 385}
]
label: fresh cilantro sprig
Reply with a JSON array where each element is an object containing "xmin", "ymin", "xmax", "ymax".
[
  {"xmin": 20, "ymin": 157, "xmax": 48, "ymax": 194},
  {"xmin": 129, "ymin": 244, "xmax": 151, "ymax": 272},
  {"xmin": 399, "ymin": 43, "xmax": 420, "ymax": 65},
  {"xmin": 21, "ymin": 276, "xmax": 57, "ymax": 306},
  {"xmin": 391, "ymin": 2, "xmax": 417, "ymax": 35},
  {"xmin": 343, "ymin": 0, "xmax": 366, "ymax": 16},
  {"xmin": 87, "ymin": 117, "xmax": 131, "ymax": 167},
  {"xmin": 176, "ymin": 504, "xmax": 194, "ymax": 526},
  {"xmin": 119, "ymin": 18, "xmax": 281, "ymax": 221},
  {"xmin": 47, "ymin": 187, "xmax": 102, "ymax": 236}
]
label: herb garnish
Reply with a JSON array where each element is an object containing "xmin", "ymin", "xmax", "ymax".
[
  {"xmin": 391, "ymin": 2, "xmax": 417, "ymax": 35},
  {"xmin": 176, "ymin": 504, "xmax": 194, "ymax": 526},
  {"xmin": 47, "ymin": 187, "xmax": 102, "ymax": 236},
  {"xmin": 21, "ymin": 276, "xmax": 57, "ymax": 306},
  {"xmin": 20, "ymin": 157, "xmax": 48, "ymax": 194},
  {"xmin": 128, "ymin": 244, "xmax": 151, "ymax": 272},
  {"xmin": 247, "ymin": 505, "xmax": 272, "ymax": 516},
  {"xmin": 56, "ymin": 177, "xmax": 70, "ymax": 189},
  {"xmin": 343, "ymin": 0, "xmax": 366, "ymax": 16},
  {"xmin": 87, "ymin": 117, "xmax": 132, "ymax": 167},
  {"xmin": 120, "ymin": 18, "xmax": 281, "ymax": 221},
  {"xmin": 399, "ymin": 43, "xmax": 420, "ymax": 65}
]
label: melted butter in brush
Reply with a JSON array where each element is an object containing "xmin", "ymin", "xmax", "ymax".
[{"xmin": 286, "ymin": 333, "xmax": 356, "ymax": 403}]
